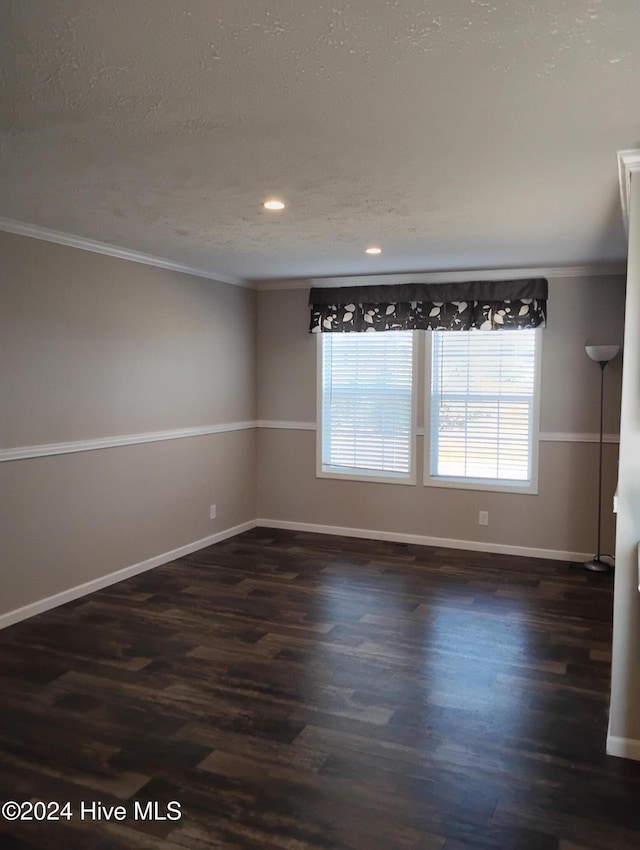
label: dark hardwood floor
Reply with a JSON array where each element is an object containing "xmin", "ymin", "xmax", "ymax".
[{"xmin": 1, "ymin": 528, "xmax": 639, "ymax": 849}]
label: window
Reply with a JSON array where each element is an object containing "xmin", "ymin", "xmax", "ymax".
[
  {"xmin": 427, "ymin": 329, "xmax": 540, "ymax": 493},
  {"xmin": 318, "ymin": 331, "xmax": 416, "ymax": 483}
]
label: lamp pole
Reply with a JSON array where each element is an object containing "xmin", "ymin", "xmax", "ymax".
[
  {"xmin": 580, "ymin": 345, "xmax": 619, "ymax": 573},
  {"xmin": 586, "ymin": 360, "xmax": 607, "ymax": 571}
]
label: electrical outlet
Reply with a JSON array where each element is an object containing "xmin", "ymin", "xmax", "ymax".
[
  {"xmin": 210, "ymin": 504, "xmax": 216, "ymax": 520},
  {"xmin": 478, "ymin": 510, "xmax": 488, "ymax": 526}
]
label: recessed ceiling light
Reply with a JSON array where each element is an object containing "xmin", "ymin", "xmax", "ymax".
[
  {"xmin": 365, "ymin": 246, "xmax": 382, "ymax": 255},
  {"xmin": 263, "ymin": 199, "xmax": 286, "ymax": 210}
]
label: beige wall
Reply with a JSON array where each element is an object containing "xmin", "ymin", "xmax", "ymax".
[
  {"xmin": 0, "ymin": 231, "xmax": 257, "ymax": 617},
  {"xmin": 0, "ymin": 432, "xmax": 256, "ymax": 614},
  {"xmin": 0, "ymin": 227, "xmax": 628, "ymax": 621},
  {"xmin": 257, "ymin": 275, "xmax": 625, "ymax": 556},
  {"xmin": 541, "ymin": 274, "xmax": 625, "ymax": 436},
  {"xmin": 609, "ymin": 174, "xmax": 640, "ymax": 755},
  {"xmin": 1, "ymin": 233, "xmax": 255, "ymax": 445}
]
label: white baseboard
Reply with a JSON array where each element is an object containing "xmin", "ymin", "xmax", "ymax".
[
  {"xmin": 0, "ymin": 516, "xmax": 593, "ymax": 632},
  {"xmin": 0, "ymin": 519, "xmax": 257, "ymax": 631},
  {"xmin": 256, "ymin": 518, "xmax": 591, "ymax": 562},
  {"xmin": 606, "ymin": 733, "xmax": 640, "ymax": 762}
]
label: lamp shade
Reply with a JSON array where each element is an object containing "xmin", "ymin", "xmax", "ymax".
[{"xmin": 585, "ymin": 345, "xmax": 620, "ymax": 363}]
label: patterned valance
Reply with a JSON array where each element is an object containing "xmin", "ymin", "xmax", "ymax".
[{"xmin": 309, "ymin": 279, "xmax": 548, "ymax": 333}]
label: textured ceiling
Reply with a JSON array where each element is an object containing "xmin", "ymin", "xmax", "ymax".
[{"xmin": 1, "ymin": 0, "xmax": 638, "ymax": 281}]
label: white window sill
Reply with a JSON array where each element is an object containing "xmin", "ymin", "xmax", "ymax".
[
  {"xmin": 424, "ymin": 474, "xmax": 538, "ymax": 495},
  {"xmin": 317, "ymin": 467, "xmax": 416, "ymax": 486}
]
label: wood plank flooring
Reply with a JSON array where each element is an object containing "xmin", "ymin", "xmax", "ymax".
[{"xmin": 1, "ymin": 528, "xmax": 639, "ymax": 849}]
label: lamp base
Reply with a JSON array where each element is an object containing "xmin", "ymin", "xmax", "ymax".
[{"xmin": 582, "ymin": 557, "xmax": 612, "ymax": 573}]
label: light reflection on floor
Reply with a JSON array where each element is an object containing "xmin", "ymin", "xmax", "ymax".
[{"xmin": 306, "ymin": 565, "xmax": 531, "ymax": 757}]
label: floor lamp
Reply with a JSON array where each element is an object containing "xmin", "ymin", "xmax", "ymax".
[{"xmin": 581, "ymin": 344, "xmax": 620, "ymax": 572}]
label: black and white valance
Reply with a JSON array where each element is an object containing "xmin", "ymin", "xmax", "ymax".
[{"xmin": 309, "ymin": 279, "xmax": 548, "ymax": 333}]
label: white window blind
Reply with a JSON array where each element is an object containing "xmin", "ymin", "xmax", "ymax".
[
  {"xmin": 320, "ymin": 332, "xmax": 414, "ymax": 479},
  {"xmin": 429, "ymin": 329, "xmax": 537, "ymax": 486}
]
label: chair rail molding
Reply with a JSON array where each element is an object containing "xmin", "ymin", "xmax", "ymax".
[{"xmin": 0, "ymin": 422, "xmax": 257, "ymax": 462}]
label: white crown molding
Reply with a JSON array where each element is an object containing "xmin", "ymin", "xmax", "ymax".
[
  {"xmin": 254, "ymin": 262, "xmax": 627, "ymax": 291},
  {"xmin": 0, "ymin": 421, "xmax": 258, "ymax": 463},
  {"xmin": 618, "ymin": 149, "xmax": 640, "ymax": 236},
  {"xmin": 2, "ymin": 217, "xmax": 627, "ymax": 291},
  {"xmin": 0, "ymin": 520, "xmax": 257, "ymax": 630},
  {"xmin": 0, "ymin": 217, "xmax": 252, "ymax": 288},
  {"xmin": 257, "ymin": 518, "xmax": 591, "ymax": 563}
]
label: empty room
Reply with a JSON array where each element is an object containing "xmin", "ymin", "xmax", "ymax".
[{"xmin": 2, "ymin": 2, "xmax": 640, "ymax": 848}]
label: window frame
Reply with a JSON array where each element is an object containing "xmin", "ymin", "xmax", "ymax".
[
  {"xmin": 316, "ymin": 331, "xmax": 419, "ymax": 486},
  {"xmin": 423, "ymin": 328, "xmax": 541, "ymax": 495}
]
